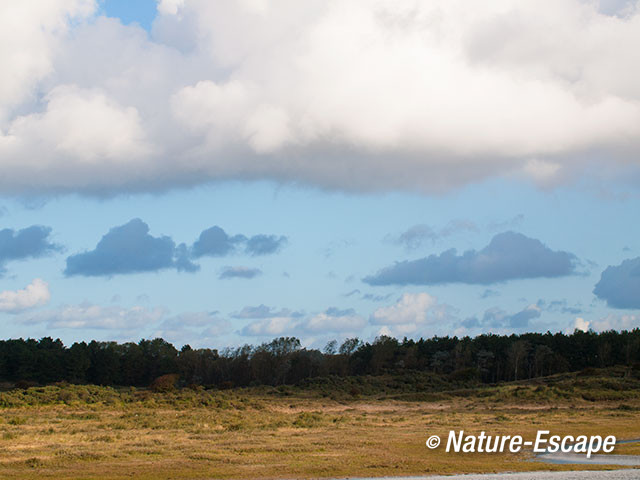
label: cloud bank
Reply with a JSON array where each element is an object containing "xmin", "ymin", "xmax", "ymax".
[
  {"xmin": 569, "ymin": 314, "xmax": 640, "ymax": 332},
  {"xmin": 1, "ymin": 1, "xmax": 640, "ymax": 194},
  {"xmin": 22, "ymin": 304, "xmax": 165, "ymax": 330},
  {"xmin": 594, "ymin": 257, "xmax": 640, "ymax": 308},
  {"xmin": 364, "ymin": 232, "xmax": 578, "ymax": 286},
  {"xmin": 239, "ymin": 305, "xmax": 364, "ymax": 337},
  {"xmin": 154, "ymin": 311, "xmax": 232, "ymax": 345},
  {"xmin": 65, "ymin": 218, "xmax": 285, "ymax": 277},
  {"xmin": 192, "ymin": 227, "xmax": 287, "ymax": 258},
  {"xmin": 232, "ymin": 304, "xmax": 302, "ymax": 319}
]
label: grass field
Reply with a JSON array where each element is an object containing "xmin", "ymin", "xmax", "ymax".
[{"xmin": 0, "ymin": 368, "xmax": 639, "ymax": 479}]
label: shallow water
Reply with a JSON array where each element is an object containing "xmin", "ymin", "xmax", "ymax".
[
  {"xmin": 345, "ymin": 471, "xmax": 640, "ymax": 479},
  {"xmin": 536, "ymin": 453, "xmax": 640, "ymax": 466},
  {"xmin": 344, "ymin": 439, "xmax": 640, "ymax": 479},
  {"xmin": 535, "ymin": 438, "xmax": 640, "ymax": 466}
]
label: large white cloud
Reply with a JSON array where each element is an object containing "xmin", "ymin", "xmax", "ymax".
[
  {"xmin": 0, "ymin": 278, "xmax": 50, "ymax": 313},
  {"xmin": 0, "ymin": 0, "xmax": 95, "ymax": 122},
  {"xmin": 1, "ymin": 0, "xmax": 640, "ymax": 194},
  {"xmin": 370, "ymin": 292, "xmax": 455, "ymax": 337},
  {"xmin": 3, "ymin": 86, "xmax": 153, "ymax": 191}
]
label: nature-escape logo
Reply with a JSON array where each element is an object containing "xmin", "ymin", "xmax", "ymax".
[{"xmin": 426, "ymin": 431, "xmax": 617, "ymax": 458}]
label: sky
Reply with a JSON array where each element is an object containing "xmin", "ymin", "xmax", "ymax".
[{"xmin": 0, "ymin": 0, "xmax": 639, "ymax": 350}]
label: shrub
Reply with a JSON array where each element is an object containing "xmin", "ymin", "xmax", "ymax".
[{"xmin": 150, "ymin": 374, "xmax": 179, "ymax": 393}]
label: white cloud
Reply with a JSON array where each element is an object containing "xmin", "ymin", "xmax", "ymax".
[
  {"xmin": 567, "ymin": 314, "xmax": 639, "ymax": 333},
  {"xmin": 0, "ymin": 278, "xmax": 50, "ymax": 313},
  {"xmin": 22, "ymin": 304, "xmax": 164, "ymax": 330},
  {"xmin": 2, "ymin": 1, "xmax": 640, "ymax": 194},
  {"xmin": 241, "ymin": 316, "xmax": 296, "ymax": 336},
  {"xmin": 371, "ymin": 293, "xmax": 437, "ymax": 325},
  {"xmin": 523, "ymin": 159, "xmax": 563, "ymax": 187},
  {"xmin": 0, "ymin": 0, "xmax": 95, "ymax": 121},
  {"xmin": 370, "ymin": 292, "xmax": 453, "ymax": 336},
  {"xmin": 302, "ymin": 310, "xmax": 366, "ymax": 333},
  {"xmin": 239, "ymin": 306, "xmax": 365, "ymax": 337},
  {"xmin": 20, "ymin": 302, "xmax": 232, "ymax": 345},
  {"xmin": 170, "ymin": 80, "xmax": 251, "ymax": 144},
  {"xmin": 163, "ymin": 311, "xmax": 221, "ymax": 328},
  {"xmin": 591, "ymin": 313, "xmax": 640, "ymax": 331},
  {"xmin": 7, "ymin": 85, "xmax": 151, "ymax": 161},
  {"xmin": 157, "ymin": 0, "xmax": 185, "ymax": 16},
  {"xmin": 153, "ymin": 311, "xmax": 232, "ymax": 346},
  {"xmin": 572, "ymin": 317, "xmax": 591, "ymax": 332}
]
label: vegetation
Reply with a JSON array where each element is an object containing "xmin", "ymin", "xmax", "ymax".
[
  {"xmin": 0, "ymin": 329, "xmax": 639, "ymax": 389},
  {"xmin": 0, "ymin": 368, "xmax": 638, "ymax": 479},
  {"xmin": 0, "ymin": 331, "xmax": 638, "ymax": 478}
]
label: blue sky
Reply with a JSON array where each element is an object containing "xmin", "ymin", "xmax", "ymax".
[{"xmin": 1, "ymin": 1, "xmax": 639, "ymax": 349}]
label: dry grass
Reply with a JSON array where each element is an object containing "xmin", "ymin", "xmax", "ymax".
[{"xmin": 0, "ymin": 380, "xmax": 638, "ymax": 479}]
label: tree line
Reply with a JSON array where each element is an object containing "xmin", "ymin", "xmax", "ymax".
[{"xmin": 0, "ymin": 330, "xmax": 639, "ymax": 388}]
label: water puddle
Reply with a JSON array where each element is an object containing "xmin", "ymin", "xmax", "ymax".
[
  {"xmin": 535, "ymin": 438, "xmax": 640, "ymax": 466},
  {"xmin": 343, "ymin": 471, "xmax": 640, "ymax": 479}
]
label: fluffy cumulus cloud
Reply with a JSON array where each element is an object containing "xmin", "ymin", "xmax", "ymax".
[
  {"xmin": 7, "ymin": 85, "xmax": 152, "ymax": 165},
  {"xmin": 192, "ymin": 227, "xmax": 287, "ymax": 258},
  {"xmin": 593, "ymin": 257, "xmax": 640, "ymax": 308},
  {"xmin": 364, "ymin": 231, "xmax": 578, "ymax": 286},
  {"xmin": 0, "ymin": 0, "xmax": 95, "ymax": 118},
  {"xmin": 1, "ymin": 1, "xmax": 640, "ymax": 194},
  {"xmin": 245, "ymin": 235, "xmax": 287, "ymax": 256},
  {"xmin": 65, "ymin": 218, "xmax": 194, "ymax": 276},
  {"xmin": 370, "ymin": 292, "xmax": 455, "ymax": 337},
  {"xmin": 65, "ymin": 219, "xmax": 285, "ymax": 277},
  {"xmin": 0, "ymin": 225, "xmax": 61, "ymax": 275},
  {"xmin": 571, "ymin": 317, "xmax": 591, "ymax": 333},
  {"xmin": 191, "ymin": 226, "xmax": 246, "ymax": 258},
  {"xmin": 0, "ymin": 278, "xmax": 50, "ymax": 313}
]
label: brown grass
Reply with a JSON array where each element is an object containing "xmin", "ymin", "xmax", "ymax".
[{"xmin": 0, "ymin": 382, "xmax": 638, "ymax": 479}]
